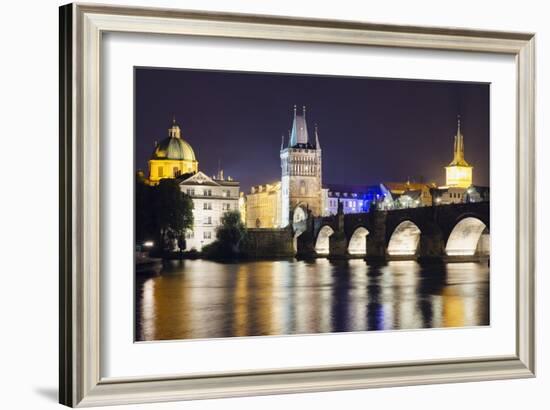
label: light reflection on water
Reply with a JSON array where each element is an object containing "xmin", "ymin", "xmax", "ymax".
[{"xmin": 135, "ymin": 259, "xmax": 489, "ymax": 341}]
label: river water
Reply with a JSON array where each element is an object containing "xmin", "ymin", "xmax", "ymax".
[{"xmin": 135, "ymin": 259, "xmax": 489, "ymax": 341}]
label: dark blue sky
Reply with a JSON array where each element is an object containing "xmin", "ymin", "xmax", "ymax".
[{"xmin": 135, "ymin": 68, "xmax": 489, "ymax": 192}]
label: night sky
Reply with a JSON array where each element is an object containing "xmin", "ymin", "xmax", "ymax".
[{"xmin": 135, "ymin": 68, "xmax": 489, "ymax": 192}]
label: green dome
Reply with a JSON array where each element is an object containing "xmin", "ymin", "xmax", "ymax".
[{"xmin": 151, "ymin": 136, "xmax": 196, "ymax": 161}]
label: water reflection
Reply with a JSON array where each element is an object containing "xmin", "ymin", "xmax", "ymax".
[{"xmin": 135, "ymin": 259, "xmax": 489, "ymax": 341}]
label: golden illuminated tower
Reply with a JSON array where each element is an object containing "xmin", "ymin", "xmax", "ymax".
[
  {"xmin": 445, "ymin": 116, "xmax": 473, "ymax": 188},
  {"xmin": 148, "ymin": 117, "xmax": 198, "ymax": 184}
]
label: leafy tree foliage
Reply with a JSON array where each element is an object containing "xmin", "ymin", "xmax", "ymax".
[
  {"xmin": 202, "ymin": 210, "xmax": 247, "ymax": 258},
  {"xmin": 135, "ymin": 176, "xmax": 193, "ymax": 251}
]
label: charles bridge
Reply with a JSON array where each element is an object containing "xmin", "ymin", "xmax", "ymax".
[{"xmin": 291, "ymin": 201, "xmax": 490, "ymax": 261}]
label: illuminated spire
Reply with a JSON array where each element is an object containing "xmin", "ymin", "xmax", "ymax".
[{"xmin": 449, "ymin": 114, "xmax": 469, "ymax": 166}]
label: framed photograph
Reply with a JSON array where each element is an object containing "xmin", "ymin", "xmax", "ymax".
[{"xmin": 59, "ymin": 3, "xmax": 535, "ymax": 407}]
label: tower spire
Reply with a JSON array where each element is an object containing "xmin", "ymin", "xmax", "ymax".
[
  {"xmin": 289, "ymin": 105, "xmax": 309, "ymax": 146},
  {"xmin": 445, "ymin": 114, "xmax": 472, "ymax": 188},
  {"xmin": 315, "ymin": 123, "xmax": 321, "ymax": 150},
  {"xmin": 455, "ymin": 114, "xmax": 464, "ymax": 162},
  {"xmin": 448, "ymin": 114, "xmax": 469, "ymax": 167}
]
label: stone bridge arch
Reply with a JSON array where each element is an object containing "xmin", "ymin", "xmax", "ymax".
[
  {"xmin": 303, "ymin": 202, "xmax": 489, "ymax": 260},
  {"xmin": 348, "ymin": 226, "xmax": 369, "ymax": 256},
  {"xmin": 445, "ymin": 216, "xmax": 489, "ymax": 257},
  {"xmin": 291, "ymin": 204, "xmax": 309, "ymax": 254},
  {"xmin": 314, "ymin": 225, "xmax": 334, "ymax": 256},
  {"xmin": 386, "ymin": 220, "xmax": 422, "ymax": 257}
]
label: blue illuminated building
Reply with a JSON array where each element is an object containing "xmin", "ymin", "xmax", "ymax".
[{"xmin": 323, "ymin": 183, "xmax": 392, "ymax": 215}]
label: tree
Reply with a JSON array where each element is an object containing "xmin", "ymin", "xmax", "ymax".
[
  {"xmin": 217, "ymin": 210, "xmax": 247, "ymax": 252},
  {"xmin": 152, "ymin": 179, "xmax": 194, "ymax": 251},
  {"xmin": 203, "ymin": 210, "xmax": 247, "ymax": 258},
  {"xmin": 135, "ymin": 176, "xmax": 194, "ymax": 253},
  {"xmin": 135, "ymin": 176, "xmax": 153, "ymax": 245}
]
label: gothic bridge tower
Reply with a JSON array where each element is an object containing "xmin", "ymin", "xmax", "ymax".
[{"xmin": 280, "ymin": 105, "xmax": 322, "ymax": 227}]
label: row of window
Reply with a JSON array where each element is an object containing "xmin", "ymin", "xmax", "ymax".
[
  {"xmin": 328, "ymin": 199, "xmax": 364, "ymax": 208},
  {"xmin": 202, "ymin": 202, "xmax": 234, "ymax": 210},
  {"xmin": 329, "ymin": 192, "xmax": 362, "ymax": 198},
  {"xmin": 185, "ymin": 188, "xmax": 233, "ymax": 197},
  {"xmin": 185, "ymin": 231, "xmax": 212, "ymax": 239}
]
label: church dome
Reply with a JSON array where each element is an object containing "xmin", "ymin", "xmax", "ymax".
[
  {"xmin": 150, "ymin": 120, "xmax": 197, "ymax": 161},
  {"xmin": 151, "ymin": 137, "xmax": 196, "ymax": 161}
]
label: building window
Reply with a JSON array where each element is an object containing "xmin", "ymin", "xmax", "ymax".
[
  {"xmin": 186, "ymin": 188, "xmax": 195, "ymax": 196},
  {"xmin": 223, "ymin": 190, "xmax": 230, "ymax": 197},
  {"xmin": 204, "ymin": 216, "xmax": 212, "ymax": 225},
  {"xmin": 203, "ymin": 202, "xmax": 212, "ymax": 210},
  {"xmin": 158, "ymin": 166, "xmax": 164, "ymax": 178},
  {"xmin": 203, "ymin": 189, "xmax": 212, "ymax": 197},
  {"xmin": 185, "ymin": 231, "xmax": 194, "ymax": 239},
  {"xmin": 299, "ymin": 180, "xmax": 306, "ymax": 195},
  {"xmin": 222, "ymin": 203, "xmax": 231, "ymax": 211},
  {"xmin": 173, "ymin": 167, "xmax": 180, "ymax": 177},
  {"xmin": 203, "ymin": 231, "xmax": 212, "ymax": 239}
]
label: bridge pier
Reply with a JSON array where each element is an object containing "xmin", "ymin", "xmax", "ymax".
[
  {"xmin": 417, "ymin": 229, "xmax": 445, "ymax": 261},
  {"xmin": 296, "ymin": 231, "xmax": 316, "ymax": 258},
  {"xmin": 365, "ymin": 210, "xmax": 388, "ymax": 264},
  {"xmin": 328, "ymin": 232, "xmax": 348, "ymax": 259}
]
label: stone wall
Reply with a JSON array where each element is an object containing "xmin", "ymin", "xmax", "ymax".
[{"xmin": 243, "ymin": 227, "xmax": 295, "ymax": 258}]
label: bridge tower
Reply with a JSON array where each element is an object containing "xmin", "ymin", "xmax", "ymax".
[
  {"xmin": 445, "ymin": 115, "xmax": 473, "ymax": 188},
  {"xmin": 280, "ymin": 105, "xmax": 323, "ymax": 227}
]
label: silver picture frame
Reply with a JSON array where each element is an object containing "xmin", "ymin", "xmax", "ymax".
[{"xmin": 59, "ymin": 3, "xmax": 536, "ymax": 407}]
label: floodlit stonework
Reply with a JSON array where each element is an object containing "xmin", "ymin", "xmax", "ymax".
[
  {"xmin": 280, "ymin": 106, "xmax": 323, "ymax": 226},
  {"xmin": 245, "ymin": 182, "xmax": 282, "ymax": 228}
]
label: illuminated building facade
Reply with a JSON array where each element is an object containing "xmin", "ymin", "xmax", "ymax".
[
  {"xmin": 148, "ymin": 118, "xmax": 198, "ymax": 184},
  {"xmin": 382, "ymin": 182, "xmax": 435, "ymax": 208},
  {"xmin": 178, "ymin": 171, "xmax": 240, "ymax": 251},
  {"xmin": 445, "ymin": 116, "xmax": 473, "ymax": 188},
  {"xmin": 322, "ymin": 184, "xmax": 390, "ymax": 215},
  {"xmin": 238, "ymin": 192, "xmax": 247, "ymax": 224},
  {"xmin": 280, "ymin": 106, "xmax": 323, "ymax": 226},
  {"xmin": 245, "ymin": 182, "xmax": 282, "ymax": 228},
  {"xmin": 431, "ymin": 186, "xmax": 468, "ymax": 205}
]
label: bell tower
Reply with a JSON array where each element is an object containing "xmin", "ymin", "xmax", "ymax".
[
  {"xmin": 445, "ymin": 115, "xmax": 473, "ymax": 188},
  {"xmin": 280, "ymin": 105, "xmax": 323, "ymax": 227}
]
